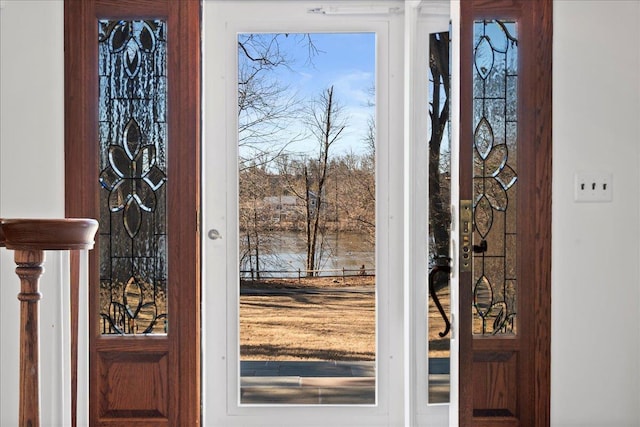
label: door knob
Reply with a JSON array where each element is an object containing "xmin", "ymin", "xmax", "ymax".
[{"xmin": 208, "ymin": 229, "xmax": 222, "ymax": 240}]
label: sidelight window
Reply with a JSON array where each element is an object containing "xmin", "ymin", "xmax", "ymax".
[
  {"xmin": 471, "ymin": 20, "xmax": 518, "ymax": 336},
  {"xmin": 98, "ymin": 19, "xmax": 168, "ymax": 335}
]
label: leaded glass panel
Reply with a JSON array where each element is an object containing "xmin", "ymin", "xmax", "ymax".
[
  {"xmin": 98, "ymin": 20, "xmax": 168, "ymax": 335},
  {"xmin": 472, "ymin": 20, "xmax": 517, "ymax": 336}
]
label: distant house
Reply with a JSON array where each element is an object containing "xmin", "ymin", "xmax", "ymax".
[
  {"xmin": 263, "ymin": 195, "xmax": 298, "ymax": 222},
  {"xmin": 263, "ymin": 195, "xmax": 297, "ymax": 210}
]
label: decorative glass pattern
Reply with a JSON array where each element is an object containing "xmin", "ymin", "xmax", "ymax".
[
  {"xmin": 98, "ymin": 20, "xmax": 168, "ymax": 335},
  {"xmin": 472, "ymin": 20, "xmax": 518, "ymax": 335}
]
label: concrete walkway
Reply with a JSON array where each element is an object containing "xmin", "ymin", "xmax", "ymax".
[{"xmin": 240, "ymin": 360, "xmax": 449, "ymax": 405}]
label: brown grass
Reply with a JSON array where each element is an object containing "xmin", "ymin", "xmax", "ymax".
[{"xmin": 240, "ymin": 276, "xmax": 450, "ymax": 361}]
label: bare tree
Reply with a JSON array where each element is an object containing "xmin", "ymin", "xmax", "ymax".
[
  {"xmin": 238, "ymin": 34, "xmax": 316, "ymax": 170},
  {"xmin": 429, "ymin": 31, "xmax": 451, "ymax": 265},
  {"xmin": 363, "ymin": 84, "xmax": 376, "ymax": 155},
  {"xmin": 237, "ymin": 34, "xmax": 318, "ymax": 275},
  {"xmin": 333, "ymin": 153, "xmax": 375, "ymax": 244},
  {"xmin": 303, "ymin": 86, "xmax": 347, "ymax": 276},
  {"xmin": 238, "ymin": 159, "xmax": 272, "ymax": 278}
]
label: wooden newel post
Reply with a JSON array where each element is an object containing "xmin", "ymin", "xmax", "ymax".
[
  {"xmin": 0, "ymin": 218, "xmax": 98, "ymax": 427},
  {"xmin": 15, "ymin": 248, "xmax": 45, "ymax": 427}
]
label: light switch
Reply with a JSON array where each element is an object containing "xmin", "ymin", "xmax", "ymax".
[{"xmin": 574, "ymin": 172, "xmax": 612, "ymax": 203}]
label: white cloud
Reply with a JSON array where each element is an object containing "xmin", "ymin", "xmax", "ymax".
[{"xmin": 333, "ymin": 70, "xmax": 375, "ymax": 108}]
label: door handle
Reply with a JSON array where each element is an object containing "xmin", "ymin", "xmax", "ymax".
[
  {"xmin": 429, "ymin": 261, "xmax": 451, "ymax": 337},
  {"xmin": 473, "ymin": 239, "xmax": 487, "ymax": 253}
]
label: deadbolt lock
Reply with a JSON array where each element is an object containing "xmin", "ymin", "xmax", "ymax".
[{"xmin": 460, "ymin": 200, "xmax": 472, "ymax": 273}]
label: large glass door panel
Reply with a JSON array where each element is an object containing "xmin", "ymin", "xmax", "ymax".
[{"xmin": 236, "ymin": 31, "xmax": 377, "ymax": 406}]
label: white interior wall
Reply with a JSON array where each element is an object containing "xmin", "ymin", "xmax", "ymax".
[
  {"xmin": 552, "ymin": 1, "xmax": 640, "ymax": 425},
  {"xmin": 0, "ymin": 1, "xmax": 67, "ymax": 426},
  {"xmin": 1, "ymin": 1, "xmax": 639, "ymax": 426}
]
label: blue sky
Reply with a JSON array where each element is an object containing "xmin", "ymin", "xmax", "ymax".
[{"xmin": 242, "ymin": 32, "xmax": 376, "ymax": 156}]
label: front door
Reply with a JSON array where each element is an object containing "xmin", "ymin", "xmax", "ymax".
[
  {"xmin": 458, "ymin": 0, "xmax": 552, "ymax": 425},
  {"xmin": 202, "ymin": 2, "xmax": 409, "ymax": 425},
  {"xmin": 63, "ymin": 0, "xmax": 552, "ymax": 425}
]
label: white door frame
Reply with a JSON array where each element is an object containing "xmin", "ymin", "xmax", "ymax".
[
  {"xmin": 404, "ymin": 1, "xmax": 457, "ymax": 426},
  {"xmin": 201, "ymin": 1, "xmax": 457, "ymax": 425}
]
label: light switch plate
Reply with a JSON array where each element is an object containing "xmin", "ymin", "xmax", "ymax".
[{"xmin": 574, "ymin": 172, "xmax": 613, "ymax": 202}]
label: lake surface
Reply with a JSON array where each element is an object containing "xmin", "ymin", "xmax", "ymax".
[{"xmin": 241, "ymin": 231, "xmax": 375, "ymax": 277}]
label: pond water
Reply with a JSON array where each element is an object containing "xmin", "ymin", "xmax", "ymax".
[{"xmin": 241, "ymin": 231, "xmax": 375, "ymax": 277}]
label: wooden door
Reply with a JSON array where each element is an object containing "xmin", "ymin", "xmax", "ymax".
[
  {"xmin": 64, "ymin": 0, "xmax": 200, "ymax": 425},
  {"xmin": 458, "ymin": 0, "xmax": 551, "ymax": 425}
]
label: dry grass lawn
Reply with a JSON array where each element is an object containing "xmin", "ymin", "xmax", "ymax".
[{"xmin": 240, "ymin": 276, "xmax": 450, "ymax": 361}]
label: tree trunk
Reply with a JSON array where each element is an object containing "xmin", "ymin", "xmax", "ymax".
[
  {"xmin": 429, "ymin": 32, "xmax": 451, "ymax": 262},
  {"xmin": 304, "ymin": 166, "xmax": 315, "ymax": 276}
]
